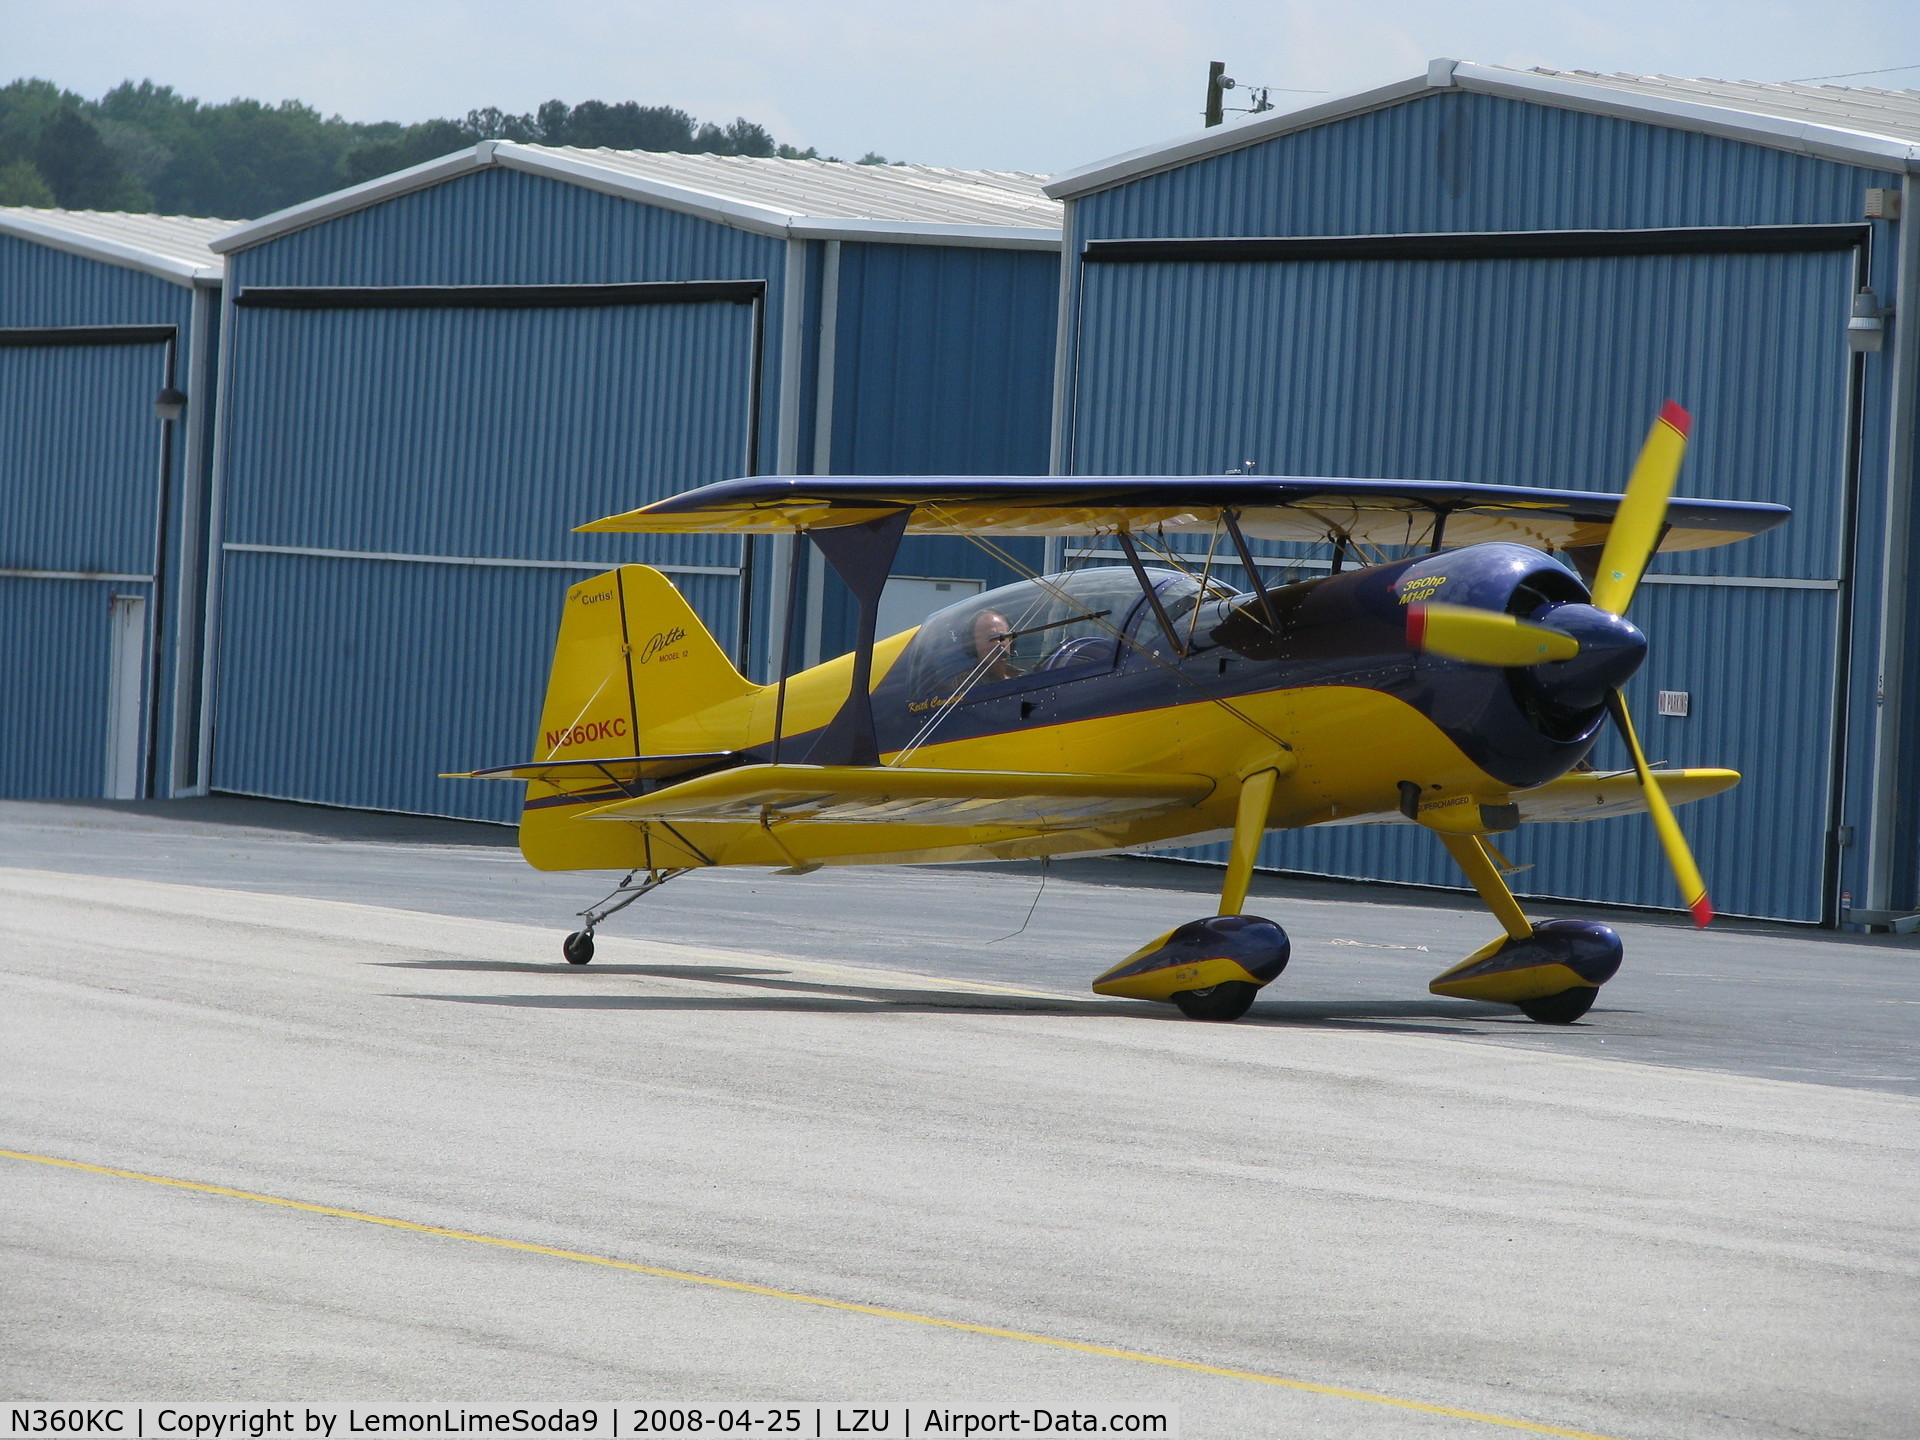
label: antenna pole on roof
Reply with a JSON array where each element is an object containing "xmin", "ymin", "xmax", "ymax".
[{"xmin": 1204, "ymin": 62, "xmax": 1232, "ymax": 127}]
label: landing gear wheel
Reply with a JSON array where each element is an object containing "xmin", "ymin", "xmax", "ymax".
[
  {"xmin": 562, "ymin": 931, "xmax": 596, "ymax": 965},
  {"xmin": 1172, "ymin": 981, "xmax": 1260, "ymax": 1022},
  {"xmin": 1516, "ymin": 987, "xmax": 1596, "ymax": 1024}
]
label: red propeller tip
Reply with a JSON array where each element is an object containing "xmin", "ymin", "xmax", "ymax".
[
  {"xmin": 1690, "ymin": 894, "xmax": 1714, "ymax": 928},
  {"xmin": 1406, "ymin": 605, "xmax": 1427, "ymax": 648},
  {"xmin": 1659, "ymin": 400, "xmax": 1692, "ymax": 439}
]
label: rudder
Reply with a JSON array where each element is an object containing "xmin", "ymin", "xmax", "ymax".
[
  {"xmin": 534, "ymin": 565, "xmax": 759, "ymax": 765},
  {"xmin": 520, "ymin": 566, "xmax": 760, "ymax": 869}
]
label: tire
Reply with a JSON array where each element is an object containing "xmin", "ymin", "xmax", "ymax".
[
  {"xmin": 562, "ymin": 931, "xmax": 596, "ymax": 965},
  {"xmin": 1171, "ymin": 981, "xmax": 1259, "ymax": 1022},
  {"xmin": 1516, "ymin": 987, "xmax": 1596, "ymax": 1024}
]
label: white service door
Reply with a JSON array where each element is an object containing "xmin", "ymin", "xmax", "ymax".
[
  {"xmin": 104, "ymin": 594, "xmax": 146, "ymax": 798},
  {"xmin": 876, "ymin": 576, "xmax": 984, "ymax": 641}
]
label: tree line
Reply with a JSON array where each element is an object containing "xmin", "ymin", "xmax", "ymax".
[{"xmin": 0, "ymin": 78, "xmax": 898, "ymax": 220}]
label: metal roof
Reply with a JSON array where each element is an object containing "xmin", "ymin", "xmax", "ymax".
[
  {"xmin": 214, "ymin": 143, "xmax": 1063, "ymax": 255},
  {"xmin": 0, "ymin": 207, "xmax": 228, "ymax": 285},
  {"xmin": 1047, "ymin": 59, "xmax": 1920, "ymax": 199}
]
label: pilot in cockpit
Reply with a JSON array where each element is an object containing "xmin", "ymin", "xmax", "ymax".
[{"xmin": 971, "ymin": 610, "xmax": 1021, "ymax": 680}]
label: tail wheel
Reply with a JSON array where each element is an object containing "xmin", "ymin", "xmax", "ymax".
[
  {"xmin": 562, "ymin": 931, "xmax": 596, "ymax": 965},
  {"xmin": 1516, "ymin": 987, "xmax": 1596, "ymax": 1024},
  {"xmin": 1172, "ymin": 981, "xmax": 1260, "ymax": 1022}
]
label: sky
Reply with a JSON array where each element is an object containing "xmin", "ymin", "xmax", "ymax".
[{"xmin": 5, "ymin": 0, "xmax": 1919, "ymax": 175}]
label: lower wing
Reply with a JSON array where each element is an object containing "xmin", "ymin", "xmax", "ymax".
[{"xmin": 577, "ymin": 763, "xmax": 1215, "ymax": 830}]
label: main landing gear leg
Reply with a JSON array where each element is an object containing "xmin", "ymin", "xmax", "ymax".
[
  {"xmin": 562, "ymin": 867, "xmax": 692, "ymax": 964},
  {"xmin": 1090, "ymin": 766, "xmax": 1291, "ymax": 1021},
  {"xmin": 1427, "ymin": 834, "xmax": 1621, "ymax": 1022}
]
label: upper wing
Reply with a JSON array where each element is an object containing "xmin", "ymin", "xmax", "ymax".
[
  {"xmin": 577, "ymin": 763, "xmax": 1214, "ymax": 830},
  {"xmin": 577, "ymin": 475, "xmax": 1789, "ymax": 556}
]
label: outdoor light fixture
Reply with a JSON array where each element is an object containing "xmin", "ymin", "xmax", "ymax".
[
  {"xmin": 153, "ymin": 386, "xmax": 188, "ymax": 422},
  {"xmin": 1847, "ymin": 288, "xmax": 1886, "ymax": 354}
]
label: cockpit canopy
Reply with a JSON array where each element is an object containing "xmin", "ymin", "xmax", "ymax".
[{"xmin": 899, "ymin": 565, "xmax": 1241, "ymax": 706}]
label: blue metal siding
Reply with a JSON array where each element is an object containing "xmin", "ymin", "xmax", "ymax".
[
  {"xmin": 1071, "ymin": 248, "xmax": 1855, "ymax": 581},
  {"xmin": 237, "ymin": 167, "xmax": 787, "ymax": 288},
  {"xmin": 0, "ymin": 577, "xmax": 137, "ymax": 798},
  {"xmin": 0, "ymin": 236, "xmax": 215, "ymax": 799},
  {"xmin": 831, "ymin": 242, "xmax": 1057, "ymax": 476},
  {"xmin": 1075, "ymin": 91, "xmax": 1902, "ymax": 241},
  {"xmin": 212, "ymin": 551, "xmax": 737, "ymax": 821},
  {"xmin": 211, "ymin": 167, "xmax": 783, "ymax": 813},
  {"xmin": 0, "ymin": 340, "xmax": 169, "ymax": 573},
  {"xmin": 0, "ymin": 234, "xmax": 196, "ymax": 328},
  {"xmin": 233, "ymin": 167, "xmax": 791, "ymax": 480},
  {"xmin": 219, "ymin": 298, "xmax": 757, "ymax": 569},
  {"xmin": 808, "ymin": 242, "xmax": 1057, "ymax": 656}
]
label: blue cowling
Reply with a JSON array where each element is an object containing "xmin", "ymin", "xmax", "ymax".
[{"xmin": 1518, "ymin": 603, "xmax": 1648, "ymax": 715}]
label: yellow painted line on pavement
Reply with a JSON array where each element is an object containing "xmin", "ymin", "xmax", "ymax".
[{"xmin": 3, "ymin": 1146, "xmax": 1627, "ymax": 1440}]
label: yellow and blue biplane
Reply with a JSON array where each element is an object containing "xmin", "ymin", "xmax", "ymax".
[{"xmin": 452, "ymin": 404, "xmax": 1787, "ymax": 1023}]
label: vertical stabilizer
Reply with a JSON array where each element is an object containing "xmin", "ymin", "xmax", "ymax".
[{"xmin": 520, "ymin": 566, "xmax": 760, "ymax": 870}]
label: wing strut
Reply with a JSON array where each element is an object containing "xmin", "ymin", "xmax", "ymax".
[
  {"xmin": 1116, "ymin": 530, "xmax": 1184, "ymax": 656},
  {"xmin": 1221, "ymin": 508, "xmax": 1280, "ymax": 633},
  {"xmin": 805, "ymin": 508, "xmax": 911, "ymax": 767}
]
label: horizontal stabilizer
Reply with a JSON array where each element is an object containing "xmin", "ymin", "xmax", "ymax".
[
  {"xmin": 444, "ymin": 752, "xmax": 736, "ymax": 785},
  {"xmin": 579, "ymin": 763, "xmax": 1214, "ymax": 829}
]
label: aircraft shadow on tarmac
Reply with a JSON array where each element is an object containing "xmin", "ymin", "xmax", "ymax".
[{"xmin": 382, "ymin": 958, "xmax": 1520, "ymax": 1033}]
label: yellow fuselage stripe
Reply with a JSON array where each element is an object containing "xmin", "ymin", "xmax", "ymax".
[{"xmin": 2, "ymin": 1147, "xmax": 1626, "ymax": 1440}]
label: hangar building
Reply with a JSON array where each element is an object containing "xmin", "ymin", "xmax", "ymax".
[
  {"xmin": 1045, "ymin": 65, "xmax": 1920, "ymax": 925},
  {"xmin": 0, "ymin": 207, "xmax": 225, "ymax": 801},
  {"xmin": 201, "ymin": 147, "xmax": 1061, "ymax": 822}
]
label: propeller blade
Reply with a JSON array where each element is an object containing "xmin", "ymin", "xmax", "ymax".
[
  {"xmin": 1589, "ymin": 401, "xmax": 1692, "ymax": 616},
  {"xmin": 1606, "ymin": 689, "xmax": 1713, "ymax": 927},
  {"xmin": 1407, "ymin": 602, "xmax": 1580, "ymax": 667}
]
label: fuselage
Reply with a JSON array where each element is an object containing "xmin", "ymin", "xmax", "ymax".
[{"xmin": 520, "ymin": 542, "xmax": 1648, "ymax": 872}]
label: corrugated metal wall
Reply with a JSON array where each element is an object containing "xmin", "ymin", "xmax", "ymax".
[
  {"xmin": 209, "ymin": 166, "xmax": 787, "ymax": 818},
  {"xmin": 0, "ymin": 237, "xmax": 199, "ymax": 798},
  {"xmin": 220, "ymin": 300, "xmax": 756, "ymax": 571},
  {"xmin": 811, "ymin": 241, "xmax": 1056, "ymax": 657},
  {"xmin": 1076, "ymin": 90, "xmax": 1899, "ymax": 240},
  {"xmin": 0, "ymin": 234, "xmax": 194, "ymax": 327},
  {"xmin": 1072, "ymin": 249, "xmax": 1852, "ymax": 578},
  {"xmin": 209, "ymin": 166, "xmax": 1069, "ymax": 820},
  {"xmin": 0, "ymin": 576, "xmax": 142, "ymax": 798},
  {"xmin": 214, "ymin": 552, "xmax": 738, "ymax": 821},
  {"xmin": 1062, "ymin": 88, "xmax": 1884, "ymax": 922}
]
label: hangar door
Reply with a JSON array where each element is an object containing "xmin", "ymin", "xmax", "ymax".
[
  {"xmin": 1070, "ymin": 229, "xmax": 1860, "ymax": 922},
  {"xmin": 212, "ymin": 282, "xmax": 763, "ymax": 822},
  {"xmin": 0, "ymin": 327, "xmax": 174, "ymax": 798}
]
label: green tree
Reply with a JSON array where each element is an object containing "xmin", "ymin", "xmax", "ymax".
[
  {"xmin": 0, "ymin": 157, "xmax": 54, "ymax": 205},
  {"xmin": 37, "ymin": 106, "xmax": 149, "ymax": 208},
  {"xmin": 0, "ymin": 79, "xmax": 147, "ymax": 210},
  {"xmin": 0, "ymin": 74, "xmax": 899, "ymax": 219}
]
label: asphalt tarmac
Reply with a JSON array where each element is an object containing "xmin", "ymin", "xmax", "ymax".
[
  {"xmin": 2, "ymin": 797, "xmax": 1917, "ymax": 1438},
  {"xmin": 1, "ymin": 797, "xmax": 1916, "ymax": 1093}
]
